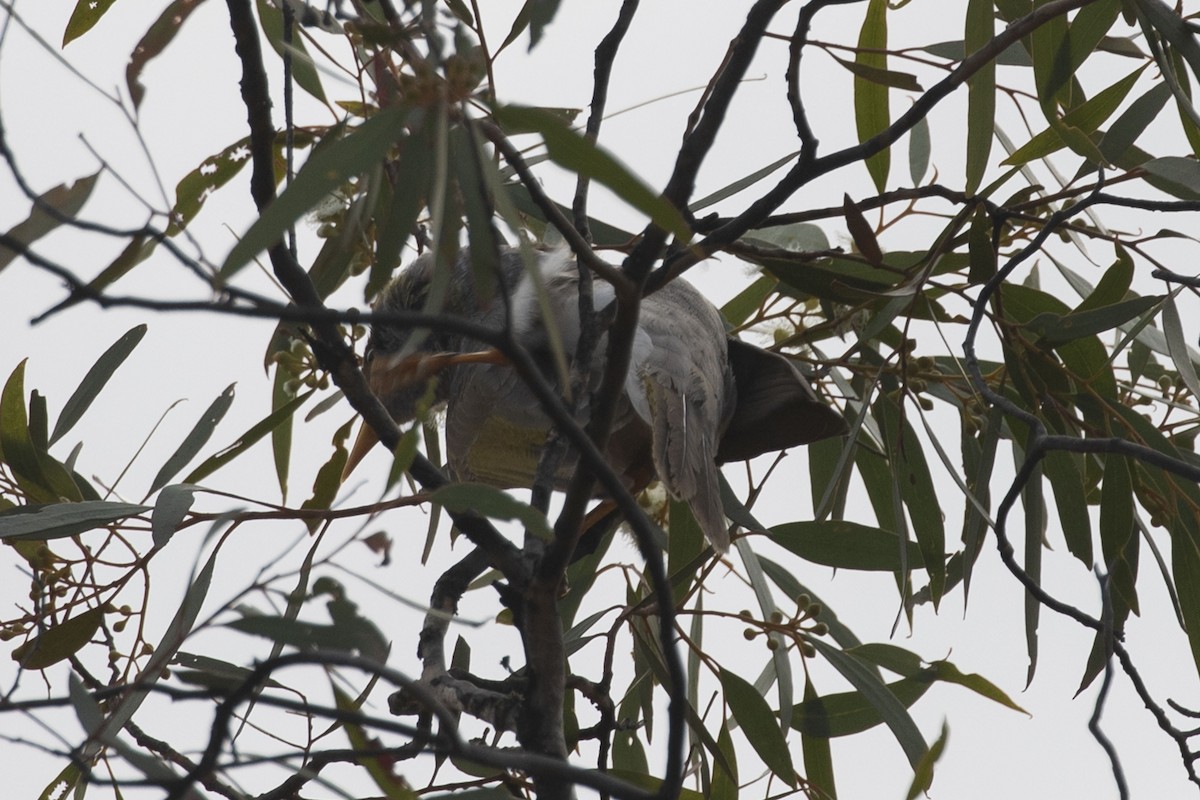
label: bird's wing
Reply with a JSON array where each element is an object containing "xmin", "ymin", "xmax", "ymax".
[{"xmin": 628, "ymin": 282, "xmax": 734, "ymax": 550}]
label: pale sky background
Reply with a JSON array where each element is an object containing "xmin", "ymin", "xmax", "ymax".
[{"xmin": 2, "ymin": 2, "xmax": 1199, "ymax": 798}]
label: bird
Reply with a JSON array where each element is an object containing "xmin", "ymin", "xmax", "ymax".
[{"xmin": 342, "ymin": 246, "xmax": 845, "ymax": 552}]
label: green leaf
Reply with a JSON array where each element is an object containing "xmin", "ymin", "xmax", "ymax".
[
  {"xmin": 808, "ymin": 637, "xmax": 928, "ymax": 767},
  {"xmin": 1099, "ymin": 454, "xmax": 1138, "ymax": 614},
  {"xmin": 875, "ymin": 395, "xmax": 946, "ymax": 603},
  {"xmin": 711, "ymin": 717, "xmax": 739, "ymax": 800},
  {"xmin": 1141, "ymin": 156, "xmax": 1200, "ymax": 198},
  {"xmin": 1099, "ymin": 82, "xmax": 1171, "ymax": 165},
  {"xmin": 0, "ymin": 173, "xmax": 100, "ymax": 274},
  {"xmin": 63, "ymin": 0, "xmax": 118, "ymax": 46},
  {"xmin": 1, "ymin": 361, "xmax": 83, "ymax": 503},
  {"xmin": 929, "ymin": 660, "xmax": 1028, "ymax": 714},
  {"xmin": 370, "ymin": 122, "xmax": 435, "ymax": 297},
  {"xmin": 126, "ymin": 0, "xmax": 207, "ymax": 109},
  {"xmin": 333, "ymin": 684, "xmax": 417, "ymax": 799},
  {"xmin": 169, "ymin": 137, "xmax": 255, "ymax": 235},
  {"xmin": 905, "ymin": 721, "xmax": 948, "ymax": 800},
  {"xmin": 967, "ymin": 205, "xmax": 997, "ymax": 285},
  {"xmin": 800, "ymin": 679, "xmax": 837, "ymax": 799},
  {"xmin": 271, "ymin": 364, "xmax": 295, "ymax": 502},
  {"xmin": 494, "ymin": 105, "xmax": 690, "ymax": 242},
  {"xmin": 51, "ymin": 324, "xmax": 147, "ymax": 444},
  {"xmin": 832, "ymin": 53, "xmax": 922, "ymax": 91},
  {"xmin": 909, "ymin": 113, "xmax": 930, "ymax": 186},
  {"xmin": 1172, "ymin": 526, "xmax": 1200, "ymax": 678},
  {"xmin": 719, "ymin": 667, "xmax": 796, "ymax": 788},
  {"xmin": 151, "ymin": 484, "xmax": 199, "ymax": 548},
  {"xmin": 1043, "ymin": 449, "xmax": 1093, "ymax": 566},
  {"xmin": 691, "ymin": 149, "xmax": 801, "ymax": 212},
  {"xmin": 256, "ymin": 0, "xmax": 327, "ymax": 103},
  {"xmin": 1016, "ymin": 442, "xmax": 1044, "ymax": 688},
  {"xmin": 721, "ymin": 275, "xmax": 777, "ymax": 327},
  {"xmin": 528, "ymin": 0, "xmax": 563, "ymax": 47},
  {"xmin": 1004, "ymin": 65, "xmax": 1146, "ymax": 166},
  {"xmin": 922, "ymin": 40, "xmax": 1032, "ymax": 67},
  {"xmin": 792, "ymin": 675, "xmax": 932, "ymax": 738},
  {"xmin": 182, "ymin": 388, "xmax": 312, "ymax": 485},
  {"xmin": 221, "ymin": 108, "xmax": 408, "ymax": 278},
  {"xmin": 1163, "ymin": 291, "xmax": 1200, "ymax": 400},
  {"xmin": 843, "ymin": 194, "xmax": 883, "ymax": 266},
  {"xmin": 0, "ymin": 501, "xmax": 151, "ymax": 541},
  {"xmin": 432, "ymin": 483, "xmax": 553, "ymax": 540},
  {"xmin": 771, "ymin": 520, "xmax": 924, "ymax": 572},
  {"xmin": 964, "ymin": 0, "xmax": 995, "ymax": 193},
  {"xmin": 171, "ymin": 651, "xmax": 284, "ymax": 691},
  {"xmin": 855, "ymin": 0, "xmax": 890, "ymax": 191},
  {"xmin": 1025, "ymin": 295, "xmax": 1163, "ymax": 346},
  {"xmin": 301, "ymin": 418, "xmax": 352, "ymax": 532},
  {"xmin": 11, "ymin": 607, "xmax": 104, "ymax": 669},
  {"xmin": 149, "ymin": 383, "xmax": 236, "ymax": 494}
]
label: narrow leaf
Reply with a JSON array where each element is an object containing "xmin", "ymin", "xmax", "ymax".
[
  {"xmin": 182, "ymin": 388, "xmax": 311, "ymax": 485},
  {"xmin": 126, "ymin": 0, "xmax": 207, "ymax": 109},
  {"xmin": 51, "ymin": 324, "xmax": 147, "ymax": 444},
  {"xmin": 0, "ymin": 173, "xmax": 100, "ymax": 273},
  {"xmin": 494, "ymin": 105, "xmax": 690, "ymax": 242},
  {"xmin": 63, "ymin": 0, "xmax": 118, "ymax": 46},
  {"xmin": 964, "ymin": 0, "xmax": 995, "ymax": 193},
  {"xmin": 855, "ymin": 0, "xmax": 890, "ymax": 191},
  {"xmin": 720, "ymin": 667, "xmax": 796, "ymax": 788},
  {"xmin": 433, "ymin": 483, "xmax": 553, "ymax": 541},
  {"xmin": 0, "ymin": 501, "xmax": 149, "ymax": 541},
  {"xmin": 12, "ymin": 607, "xmax": 104, "ymax": 669},
  {"xmin": 149, "ymin": 383, "xmax": 236, "ymax": 494},
  {"xmin": 809, "ymin": 638, "xmax": 928, "ymax": 767},
  {"xmin": 771, "ymin": 520, "xmax": 924, "ymax": 571},
  {"xmin": 221, "ymin": 108, "xmax": 408, "ymax": 277}
]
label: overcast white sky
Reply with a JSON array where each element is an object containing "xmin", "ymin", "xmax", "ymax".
[{"xmin": 2, "ymin": 2, "xmax": 1199, "ymax": 799}]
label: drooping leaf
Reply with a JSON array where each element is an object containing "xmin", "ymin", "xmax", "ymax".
[
  {"xmin": 808, "ymin": 638, "xmax": 928, "ymax": 767},
  {"xmin": 909, "ymin": 112, "xmax": 930, "ymax": 186},
  {"xmin": 256, "ymin": 0, "xmax": 327, "ymax": 103},
  {"xmin": 1043, "ymin": 449, "xmax": 1093, "ymax": 566},
  {"xmin": 300, "ymin": 419, "xmax": 352, "ymax": 532},
  {"xmin": 905, "ymin": 722, "xmax": 949, "ymax": 800},
  {"xmin": 720, "ymin": 667, "xmax": 796, "ymax": 788},
  {"xmin": 855, "ymin": 0, "xmax": 891, "ymax": 191},
  {"xmin": 800, "ymin": 678, "xmax": 837, "ymax": 799},
  {"xmin": 1, "ymin": 361, "xmax": 83, "ymax": 503},
  {"xmin": 221, "ymin": 108, "xmax": 408, "ymax": 278},
  {"xmin": 964, "ymin": 0, "xmax": 995, "ymax": 193},
  {"xmin": 843, "ymin": 194, "xmax": 883, "ymax": 266},
  {"xmin": 126, "ymin": 0, "xmax": 207, "ymax": 109}
]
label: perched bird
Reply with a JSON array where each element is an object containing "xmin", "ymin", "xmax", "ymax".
[{"xmin": 344, "ymin": 247, "xmax": 845, "ymax": 551}]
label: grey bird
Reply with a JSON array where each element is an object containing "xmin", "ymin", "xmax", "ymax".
[{"xmin": 343, "ymin": 247, "xmax": 845, "ymax": 551}]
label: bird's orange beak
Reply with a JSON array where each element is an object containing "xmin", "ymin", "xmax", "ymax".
[
  {"xmin": 340, "ymin": 348, "xmax": 509, "ymax": 483},
  {"xmin": 342, "ymin": 421, "xmax": 381, "ymax": 482},
  {"xmin": 341, "ymin": 354, "xmax": 389, "ymax": 482}
]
